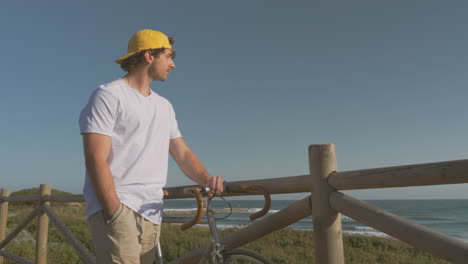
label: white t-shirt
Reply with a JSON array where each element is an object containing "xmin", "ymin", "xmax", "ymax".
[{"xmin": 79, "ymin": 79, "xmax": 182, "ymax": 224}]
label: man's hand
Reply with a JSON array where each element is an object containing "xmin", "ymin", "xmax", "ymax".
[
  {"xmin": 206, "ymin": 176, "xmax": 225, "ymax": 196},
  {"xmin": 102, "ymin": 201, "xmax": 122, "ymax": 222},
  {"xmin": 170, "ymin": 137, "xmax": 226, "ymax": 194}
]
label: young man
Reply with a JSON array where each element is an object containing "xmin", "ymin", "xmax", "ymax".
[{"xmin": 79, "ymin": 29, "xmax": 224, "ymax": 264}]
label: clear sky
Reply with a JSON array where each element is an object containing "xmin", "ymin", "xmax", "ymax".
[{"xmin": 1, "ymin": 0, "xmax": 467, "ymax": 199}]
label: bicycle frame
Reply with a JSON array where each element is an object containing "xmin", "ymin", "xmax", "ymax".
[
  {"xmin": 204, "ymin": 196, "xmax": 226, "ymax": 263},
  {"xmin": 158, "ymin": 185, "xmax": 272, "ymax": 264}
]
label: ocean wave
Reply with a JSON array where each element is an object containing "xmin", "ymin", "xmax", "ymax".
[
  {"xmin": 163, "ymin": 220, "xmax": 392, "ymax": 239},
  {"xmin": 243, "ymin": 208, "xmax": 264, "ymax": 212},
  {"xmin": 164, "ymin": 208, "xmax": 250, "ymax": 216},
  {"xmin": 164, "ymin": 208, "xmax": 197, "ymax": 212},
  {"xmin": 244, "ymin": 208, "xmax": 281, "ymax": 213},
  {"xmin": 354, "ymin": 226, "xmax": 375, "ymax": 231},
  {"xmin": 217, "ymin": 223, "xmax": 249, "ymax": 230},
  {"xmin": 344, "ymin": 230, "xmax": 390, "ymax": 238},
  {"xmin": 165, "ymin": 207, "xmax": 283, "ymax": 214},
  {"xmin": 163, "ymin": 200, "xmax": 467, "ymax": 241},
  {"xmin": 188, "ymin": 223, "xmax": 390, "ymax": 238},
  {"xmin": 408, "ymin": 216, "xmax": 449, "ymax": 221},
  {"xmin": 165, "ymin": 207, "xmax": 359, "ymax": 218}
]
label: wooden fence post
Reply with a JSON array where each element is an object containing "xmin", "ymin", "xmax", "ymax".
[
  {"xmin": 309, "ymin": 144, "xmax": 344, "ymax": 264},
  {"xmin": 35, "ymin": 184, "xmax": 50, "ymax": 264},
  {"xmin": 0, "ymin": 188, "xmax": 10, "ymax": 264}
]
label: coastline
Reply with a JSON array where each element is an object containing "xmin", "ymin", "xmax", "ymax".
[{"xmin": 163, "ymin": 199, "xmax": 468, "ymax": 242}]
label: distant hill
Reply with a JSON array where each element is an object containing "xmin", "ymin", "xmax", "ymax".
[
  {"xmin": 9, "ymin": 187, "xmax": 82, "ymax": 207},
  {"xmin": 10, "ymin": 187, "xmax": 75, "ymax": 197}
]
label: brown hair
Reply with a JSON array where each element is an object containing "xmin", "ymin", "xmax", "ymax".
[{"xmin": 120, "ymin": 37, "xmax": 176, "ymax": 72}]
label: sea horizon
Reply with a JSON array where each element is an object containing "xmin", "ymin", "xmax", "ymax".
[{"xmin": 163, "ymin": 199, "xmax": 468, "ymax": 242}]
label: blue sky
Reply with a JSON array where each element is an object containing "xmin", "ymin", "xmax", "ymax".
[{"xmin": 1, "ymin": 0, "xmax": 467, "ymax": 199}]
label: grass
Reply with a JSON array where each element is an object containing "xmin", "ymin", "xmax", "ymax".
[
  {"xmin": 159, "ymin": 224, "xmax": 450, "ymax": 264},
  {"xmin": 1, "ymin": 199, "xmax": 452, "ymax": 263}
]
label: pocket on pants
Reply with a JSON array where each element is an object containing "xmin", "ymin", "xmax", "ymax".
[
  {"xmin": 108, "ymin": 203, "xmax": 125, "ymax": 225},
  {"xmin": 89, "ymin": 204, "xmax": 141, "ymax": 263}
]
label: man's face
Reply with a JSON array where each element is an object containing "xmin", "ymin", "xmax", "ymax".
[{"xmin": 149, "ymin": 49, "xmax": 175, "ymax": 82}]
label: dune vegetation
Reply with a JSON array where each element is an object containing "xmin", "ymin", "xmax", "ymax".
[{"xmin": 1, "ymin": 188, "xmax": 450, "ymax": 263}]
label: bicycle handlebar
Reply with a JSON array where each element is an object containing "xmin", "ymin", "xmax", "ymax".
[
  {"xmin": 226, "ymin": 185, "xmax": 271, "ymax": 221},
  {"xmin": 178, "ymin": 185, "xmax": 271, "ymax": 230},
  {"xmin": 180, "ymin": 187, "xmax": 205, "ymax": 231}
]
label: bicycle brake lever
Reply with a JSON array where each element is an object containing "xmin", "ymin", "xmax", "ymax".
[{"xmin": 200, "ymin": 186, "xmax": 211, "ymax": 195}]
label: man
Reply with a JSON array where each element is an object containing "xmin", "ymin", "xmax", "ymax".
[{"xmin": 79, "ymin": 29, "xmax": 224, "ymax": 264}]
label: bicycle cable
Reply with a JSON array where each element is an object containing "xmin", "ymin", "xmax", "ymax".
[{"xmin": 215, "ymin": 196, "xmax": 232, "ymax": 220}]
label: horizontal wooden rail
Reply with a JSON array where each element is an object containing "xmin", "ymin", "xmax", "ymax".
[
  {"xmin": 43, "ymin": 195, "xmax": 85, "ymax": 203},
  {"xmin": 164, "ymin": 175, "xmax": 311, "ymax": 199},
  {"xmin": 329, "ymin": 159, "xmax": 468, "ymax": 190},
  {"xmin": 0, "ymin": 250, "xmax": 32, "ymax": 264},
  {"xmin": 329, "ymin": 192, "xmax": 468, "ymax": 264},
  {"xmin": 169, "ymin": 196, "xmax": 312, "ymax": 264},
  {"xmin": 0, "ymin": 195, "xmax": 40, "ymax": 203},
  {"xmin": 0, "ymin": 194, "xmax": 86, "ymax": 203},
  {"xmin": 2, "ymin": 152, "xmax": 468, "ymax": 264}
]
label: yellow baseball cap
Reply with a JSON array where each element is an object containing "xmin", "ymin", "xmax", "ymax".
[{"xmin": 115, "ymin": 29, "xmax": 172, "ymax": 64}]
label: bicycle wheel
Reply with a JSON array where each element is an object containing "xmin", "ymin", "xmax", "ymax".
[{"xmin": 223, "ymin": 249, "xmax": 273, "ymax": 264}]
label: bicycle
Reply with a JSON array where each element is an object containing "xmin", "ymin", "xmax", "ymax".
[{"xmin": 159, "ymin": 185, "xmax": 274, "ymax": 264}]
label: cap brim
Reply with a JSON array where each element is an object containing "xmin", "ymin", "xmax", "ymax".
[
  {"xmin": 115, "ymin": 44, "xmax": 172, "ymax": 64},
  {"xmin": 115, "ymin": 51, "xmax": 138, "ymax": 64}
]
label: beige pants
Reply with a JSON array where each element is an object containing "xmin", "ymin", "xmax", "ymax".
[{"xmin": 87, "ymin": 203, "xmax": 161, "ymax": 264}]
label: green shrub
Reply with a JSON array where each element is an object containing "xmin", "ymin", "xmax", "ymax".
[{"xmin": 1, "ymin": 195, "xmax": 452, "ymax": 264}]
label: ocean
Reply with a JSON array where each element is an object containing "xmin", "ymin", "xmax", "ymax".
[{"xmin": 163, "ymin": 199, "xmax": 468, "ymax": 242}]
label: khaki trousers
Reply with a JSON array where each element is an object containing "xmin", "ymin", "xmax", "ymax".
[{"xmin": 87, "ymin": 203, "xmax": 161, "ymax": 264}]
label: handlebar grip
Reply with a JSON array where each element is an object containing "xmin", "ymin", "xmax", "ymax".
[
  {"xmin": 249, "ymin": 189, "xmax": 271, "ymax": 221},
  {"xmin": 225, "ymin": 185, "xmax": 271, "ymax": 221},
  {"xmin": 180, "ymin": 187, "xmax": 205, "ymax": 231},
  {"xmin": 247, "ymin": 186, "xmax": 271, "ymax": 221}
]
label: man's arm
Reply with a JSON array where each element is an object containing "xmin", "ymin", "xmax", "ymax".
[
  {"xmin": 169, "ymin": 137, "xmax": 224, "ymax": 194},
  {"xmin": 82, "ymin": 133, "xmax": 120, "ymax": 221}
]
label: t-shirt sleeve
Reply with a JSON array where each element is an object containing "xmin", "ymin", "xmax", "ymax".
[
  {"xmin": 169, "ymin": 103, "xmax": 182, "ymax": 139},
  {"xmin": 79, "ymin": 89, "xmax": 118, "ymax": 136}
]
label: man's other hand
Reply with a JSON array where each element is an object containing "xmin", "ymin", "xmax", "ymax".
[{"xmin": 207, "ymin": 176, "xmax": 224, "ymax": 196}]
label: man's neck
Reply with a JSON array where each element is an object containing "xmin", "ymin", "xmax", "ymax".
[{"xmin": 124, "ymin": 71, "xmax": 153, "ymax": 96}]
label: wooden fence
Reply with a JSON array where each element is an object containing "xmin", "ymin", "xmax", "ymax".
[{"xmin": 1, "ymin": 143, "xmax": 468, "ymax": 263}]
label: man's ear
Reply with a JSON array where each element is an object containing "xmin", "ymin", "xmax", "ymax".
[{"xmin": 144, "ymin": 51, "xmax": 154, "ymax": 64}]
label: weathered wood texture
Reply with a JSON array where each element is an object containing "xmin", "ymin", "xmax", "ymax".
[
  {"xmin": 329, "ymin": 159, "xmax": 468, "ymax": 190},
  {"xmin": 0, "ymin": 189, "xmax": 9, "ymax": 264},
  {"xmin": 35, "ymin": 184, "xmax": 50, "ymax": 264},
  {"xmin": 309, "ymin": 144, "xmax": 344, "ymax": 264},
  {"xmin": 41, "ymin": 205, "xmax": 96, "ymax": 264},
  {"xmin": 0, "ymin": 195, "xmax": 40, "ymax": 203},
  {"xmin": 0, "ymin": 250, "xmax": 33, "ymax": 264},
  {"xmin": 44, "ymin": 194, "xmax": 86, "ymax": 203},
  {"xmin": 330, "ymin": 192, "xmax": 468, "ymax": 264},
  {"xmin": 169, "ymin": 196, "xmax": 312, "ymax": 264},
  {"xmin": 0, "ymin": 194, "xmax": 85, "ymax": 203},
  {"xmin": 163, "ymin": 175, "xmax": 311, "ymax": 199},
  {"xmin": 2, "ymin": 152, "xmax": 468, "ymax": 264}
]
